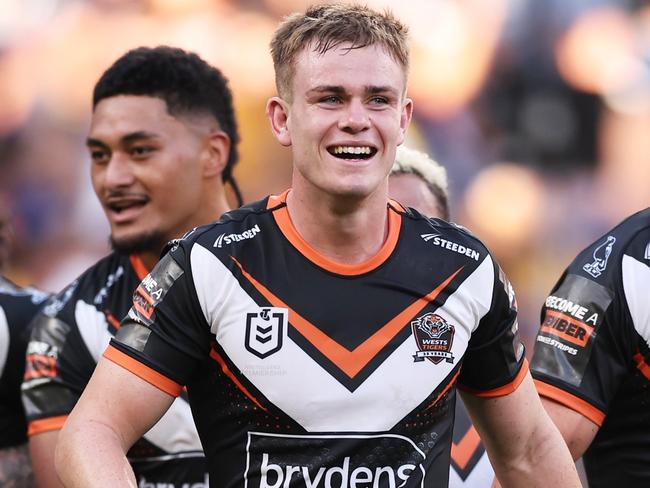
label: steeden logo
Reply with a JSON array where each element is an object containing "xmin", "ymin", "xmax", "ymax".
[{"xmin": 214, "ymin": 225, "xmax": 261, "ymax": 248}]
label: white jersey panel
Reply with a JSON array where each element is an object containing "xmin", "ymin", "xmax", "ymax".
[
  {"xmin": 191, "ymin": 244, "xmax": 494, "ymax": 432},
  {"xmin": 75, "ymin": 300, "xmax": 113, "ymax": 361},
  {"xmin": 622, "ymin": 254, "xmax": 650, "ymax": 348},
  {"xmin": 76, "ymin": 299, "xmax": 202, "ymax": 454},
  {"xmin": 0, "ymin": 306, "xmax": 8, "ymax": 378}
]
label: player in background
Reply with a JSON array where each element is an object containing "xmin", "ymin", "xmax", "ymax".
[
  {"xmin": 0, "ymin": 211, "xmax": 50, "ymax": 486},
  {"xmin": 531, "ymin": 207, "xmax": 650, "ymax": 487},
  {"xmin": 21, "ymin": 46, "xmax": 240, "ymax": 487},
  {"xmin": 389, "ymin": 146, "xmax": 494, "ymax": 487},
  {"xmin": 55, "ymin": 5, "xmax": 580, "ymax": 487}
]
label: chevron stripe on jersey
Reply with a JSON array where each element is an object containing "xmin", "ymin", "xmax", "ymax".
[{"xmin": 191, "ymin": 243, "xmax": 496, "ymax": 432}]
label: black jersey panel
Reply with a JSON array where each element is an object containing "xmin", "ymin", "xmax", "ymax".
[{"xmin": 0, "ymin": 277, "xmax": 49, "ymax": 448}]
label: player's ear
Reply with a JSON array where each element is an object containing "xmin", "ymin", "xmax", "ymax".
[
  {"xmin": 267, "ymin": 97, "xmax": 292, "ymax": 147},
  {"xmin": 396, "ymin": 97, "xmax": 414, "ymax": 145},
  {"xmin": 202, "ymin": 131, "xmax": 230, "ymax": 178}
]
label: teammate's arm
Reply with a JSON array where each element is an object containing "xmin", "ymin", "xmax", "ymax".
[
  {"xmin": 55, "ymin": 357, "xmax": 174, "ymax": 487},
  {"xmin": 461, "ymin": 373, "xmax": 581, "ymax": 487},
  {"xmin": 540, "ymin": 397, "xmax": 599, "ymax": 459},
  {"xmin": 29, "ymin": 431, "xmax": 64, "ymax": 487}
]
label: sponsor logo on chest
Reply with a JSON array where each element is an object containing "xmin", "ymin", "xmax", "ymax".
[{"xmin": 246, "ymin": 432, "xmax": 425, "ymax": 488}]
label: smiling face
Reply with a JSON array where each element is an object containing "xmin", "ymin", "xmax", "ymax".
[
  {"xmin": 269, "ymin": 43, "xmax": 413, "ymax": 202},
  {"xmin": 88, "ymin": 95, "xmax": 211, "ymax": 254}
]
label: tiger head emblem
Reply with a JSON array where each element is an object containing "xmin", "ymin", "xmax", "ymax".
[{"xmin": 416, "ymin": 313, "xmax": 451, "ymax": 339}]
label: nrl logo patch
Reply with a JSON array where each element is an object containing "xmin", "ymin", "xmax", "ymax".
[
  {"xmin": 412, "ymin": 312, "xmax": 455, "ymax": 364},
  {"xmin": 245, "ymin": 307, "xmax": 287, "ymax": 359}
]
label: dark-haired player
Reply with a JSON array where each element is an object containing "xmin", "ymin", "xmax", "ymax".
[
  {"xmin": 22, "ymin": 45, "xmax": 240, "ymax": 487},
  {"xmin": 0, "ymin": 213, "xmax": 49, "ymax": 486},
  {"xmin": 531, "ymin": 207, "xmax": 650, "ymax": 487}
]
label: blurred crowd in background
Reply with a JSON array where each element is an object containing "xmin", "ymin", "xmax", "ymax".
[{"xmin": 1, "ymin": 0, "xmax": 649, "ymax": 352}]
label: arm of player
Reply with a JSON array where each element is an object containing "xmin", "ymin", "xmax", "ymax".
[
  {"xmin": 461, "ymin": 372, "xmax": 581, "ymax": 488},
  {"xmin": 540, "ymin": 397, "xmax": 598, "ymax": 459},
  {"xmin": 29, "ymin": 431, "xmax": 64, "ymax": 488},
  {"xmin": 55, "ymin": 357, "xmax": 174, "ymax": 487}
]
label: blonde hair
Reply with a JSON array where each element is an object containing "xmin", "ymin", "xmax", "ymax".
[
  {"xmin": 270, "ymin": 3, "xmax": 409, "ymax": 100},
  {"xmin": 391, "ymin": 146, "xmax": 449, "ymax": 219}
]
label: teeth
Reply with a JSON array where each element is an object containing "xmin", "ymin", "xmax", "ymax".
[{"xmin": 333, "ymin": 146, "xmax": 372, "ymax": 155}]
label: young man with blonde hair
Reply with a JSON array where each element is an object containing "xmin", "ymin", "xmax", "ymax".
[{"xmin": 56, "ymin": 5, "xmax": 580, "ymax": 487}]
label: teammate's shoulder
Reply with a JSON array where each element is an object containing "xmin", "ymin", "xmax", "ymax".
[
  {"xmin": 0, "ymin": 275, "xmax": 50, "ymax": 308},
  {"xmin": 165, "ymin": 197, "xmax": 273, "ymax": 253},
  {"xmin": 569, "ymin": 208, "xmax": 650, "ymax": 281}
]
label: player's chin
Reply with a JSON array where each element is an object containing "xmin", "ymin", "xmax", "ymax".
[{"xmin": 109, "ymin": 228, "xmax": 166, "ymax": 255}]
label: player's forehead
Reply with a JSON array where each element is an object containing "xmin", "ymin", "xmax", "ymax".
[
  {"xmin": 88, "ymin": 95, "xmax": 179, "ymax": 142},
  {"xmin": 292, "ymin": 42, "xmax": 407, "ymax": 95}
]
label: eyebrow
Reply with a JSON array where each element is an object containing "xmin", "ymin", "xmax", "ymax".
[
  {"xmin": 86, "ymin": 131, "xmax": 159, "ymax": 148},
  {"xmin": 307, "ymin": 85, "xmax": 399, "ymax": 96}
]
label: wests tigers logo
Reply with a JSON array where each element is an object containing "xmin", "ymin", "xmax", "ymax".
[{"xmin": 412, "ymin": 312, "xmax": 455, "ymax": 364}]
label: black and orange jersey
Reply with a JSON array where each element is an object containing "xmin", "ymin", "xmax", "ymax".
[
  {"xmin": 531, "ymin": 207, "xmax": 650, "ymax": 487},
  {"xmin": 0, "ymin": 276, "xmax": 48, "ymax": 449},
  {"xmin": 21, "ymin": 252, "xmax": 208, "ymax": 486},
  {"xmin": 108, "ymin": 191, "xmax": 526, "ymax": 487},
  {"xmin": 449, "ymin": 399, "xmax": 493, "ymax": 487}
]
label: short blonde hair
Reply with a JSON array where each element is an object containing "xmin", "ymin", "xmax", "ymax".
[
  {"xmin": 391, "ymin": 146, "xmax": 449, "ymax": 219},
  {"xmin": 270, "ymin": 3, "xmax": 409, "ymax": 101}
]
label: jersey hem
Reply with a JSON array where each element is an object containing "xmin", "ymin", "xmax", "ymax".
[
  {"xmin": 459, "ymin": 358, "xmax": 529, "ymax": 397},
  {"xmin": 104, "ymin": 344, "xmax": 182, "ymax": 397},
  {"xmin": 27, "ymin": 415, "xmax": 68, "ymax": 436},
  {"xmin": 534, "ymin": 379, "xmax": 605, "ymax": 426}
]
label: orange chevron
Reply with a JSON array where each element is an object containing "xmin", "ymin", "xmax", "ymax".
[
  {"xmin": 451, "ymin": 425, "xmax": 482, "ymax": 470},
  {"xmin": 231, "ymin": 256, "xmax": 463, "ymax": 378}
]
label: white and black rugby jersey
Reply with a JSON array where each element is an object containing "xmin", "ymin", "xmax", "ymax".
[
  {"xmin": 0, "ymin": 276, "xmax": 48, "ymax": 449},
  {"xmin": 108, "ymin": 190, "xmax": 526, "ymax": 488},
  {"xmin": 22, "ymin": 252, "xmax": 208, "ymax": 486},
  {"xmin": 531, "ymin": 207, "xmax": 650, "ymax": 488},
  {"xmin": 449, "ymin": 398, "xmax": 494, "ymax": 488}
]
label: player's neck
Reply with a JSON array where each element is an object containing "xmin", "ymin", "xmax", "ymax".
[
  {"xmin": 285, "ymin": 185, "xmax": 389, "ymax": 266},
  {"xmin": 138, "ymin": 194, "xmax": 231, "ymax": 272}
]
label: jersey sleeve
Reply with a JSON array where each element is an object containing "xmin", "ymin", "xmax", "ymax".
[
  {"xmin": 105, "ymin": 243, "xmax": 212, "ymax": 396},
  {"xmin": 457, "ymin": 258, "xmax": 527, "ymax": 396},
  {"xmin": 530, "ymin": 232, "xmax": 639, "ymax": 426},
  {"xmin": 21, "ymin": 283, "xmax": 98, "ymax": 436}
]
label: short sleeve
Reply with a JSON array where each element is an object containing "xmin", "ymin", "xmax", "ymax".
[
  {"xmin": 106, "ymin": 243, "xmax": 212, "ymax": 396},
  {"xmin": 22, "ymin": 286, "xmax": 97, "ymax": 436},
  {"xmin": 530, "ymin": 268, "xmax": 629, "ymax": 426},
  {"xmin": 458, "ymin": 260, "xmax": 527, "ymax": 396}
]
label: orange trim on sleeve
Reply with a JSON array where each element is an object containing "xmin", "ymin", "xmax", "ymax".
[
  {"xmin": 534, "ymin": 379, "xmax": 605, "ymax": 427},
  {"xmin": 129, "ymin": 254, "xmax": 150, "ymax": 281},
  {"xmin": 103, "ymin": 345, "xmax": 182, "ymax": 397},
  {"xmin": 268, "ymin": 189, "xmax": 402, "ymax": 276},
  {"xmin": 633, "ymin": 352, "xmax": 650, "ymax": 381},
  {"xmin": 459, "ymin": 359, "xmax": 530, "ymax": 398},
  {"xmin": 27, "ymin": 415, "xmax": 68, "ymax": 437}
]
